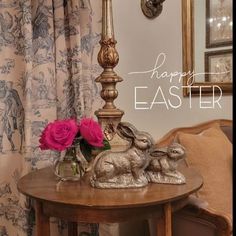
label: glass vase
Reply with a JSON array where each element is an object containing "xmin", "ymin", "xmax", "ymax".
[{"xmin": 53, "ymin": 147, "xmax": 85, "ymax": 181}]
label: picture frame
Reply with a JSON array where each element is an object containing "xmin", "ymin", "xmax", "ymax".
[
  {"xmin": 205, "ymin": 49, "xmax": 232, "ymax": 84},
  {"xmin": 182, "ymin": 0, "xmax": 232, "ymax": 96},
  {"xmin": 206, "ymin": 0, "xmax": 232, "ymax": 48}
]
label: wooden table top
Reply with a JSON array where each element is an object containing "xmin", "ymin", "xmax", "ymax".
[{"xmin": 17, "ymin": 167, "xmax": 203, "ymax": 209}]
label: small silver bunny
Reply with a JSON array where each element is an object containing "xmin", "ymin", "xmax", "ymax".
[
  {"xmin": 90, "ymin": 122, "xmax": 155, "ymax": 188},
  {"xmin": 146, "ymin": 143, "xmax": 186, "ymax": 184}
]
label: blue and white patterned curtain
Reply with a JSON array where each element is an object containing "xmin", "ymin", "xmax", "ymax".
[{"xmin": 0, "ymin": 0, "xmax": 102, "ymax": 235}]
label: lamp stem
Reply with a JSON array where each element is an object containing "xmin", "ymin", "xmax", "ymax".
[{"xmin": 95, "ymin": 0, "xmax": 124, "ymax": 141}]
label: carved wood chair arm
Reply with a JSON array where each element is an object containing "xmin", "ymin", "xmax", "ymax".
[{"xmin": 177, "ymin": 200, "xmax": 232, "ymax": 236}]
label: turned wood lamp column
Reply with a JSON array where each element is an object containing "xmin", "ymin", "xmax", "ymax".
[{"xmin": 95, "ymin": 0, "xmax": 124, "ymax": 141}]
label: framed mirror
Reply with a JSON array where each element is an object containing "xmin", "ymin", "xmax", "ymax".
[{"xmin": 182, "ymin": 0, "xmax": 232, "ymax": 97}]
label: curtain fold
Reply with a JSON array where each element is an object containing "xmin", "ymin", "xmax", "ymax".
[{"xmin": 0, "ymin": 0, "xmax": 102, "ymax": 235}]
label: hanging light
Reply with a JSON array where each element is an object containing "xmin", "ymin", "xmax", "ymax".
[{"xmin": 222, "ymin": 16, "xmax": 227, "ymax": 21}]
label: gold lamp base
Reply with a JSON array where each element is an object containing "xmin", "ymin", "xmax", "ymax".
[{"xmin": 95, "ymin": 0, "xmax": 124, "ymax": 143}]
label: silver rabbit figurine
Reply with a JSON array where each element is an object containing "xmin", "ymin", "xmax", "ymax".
[
  {"xmin": 90, "ymin": 122, "xmax": 155, "ymax": 188},
  {"xmin": 146, "ymin": 143, "xmax": 186, "ymax": 184}
]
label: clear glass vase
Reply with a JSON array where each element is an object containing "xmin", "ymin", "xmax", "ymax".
[{"xmin": 53, "ymin": 147, "xmax": 85, "ymax": 181}]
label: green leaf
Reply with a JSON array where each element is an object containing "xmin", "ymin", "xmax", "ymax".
[
  {"xmin": 80, "ymin": 139, "xmax": 92, "ymax": 162},
  {"xmin": 92, "ymin": 139, "xmax": 111, "ymax": 151},
  {"xmin": 80, "ymin": 139, "xmax": 111, "ymax": 162},
  {"xmin": 103, "ymin": 139, "xmax": 111, "ymax": 150}
]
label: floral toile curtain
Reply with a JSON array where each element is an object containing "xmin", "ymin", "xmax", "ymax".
[{"xmin": 0, "ymin": 0, "xmax": 103, "ymax": 235}]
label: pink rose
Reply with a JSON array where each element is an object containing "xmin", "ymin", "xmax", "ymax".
[
  {"xmin": 39, "ymin": 119, "xmax": 79, "ymax": 151},
  {"xmin": 79, "ymin": 118, "xmax": 104, "ymax": 147}
]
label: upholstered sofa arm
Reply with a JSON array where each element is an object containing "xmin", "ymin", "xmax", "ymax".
[
  {"xmin": 155, "ymin": 120, "xmax": 232, "ymax": 236},
  {"xmin": 173, "ymin": 196, "xmax": 232, "ymax": 236}
]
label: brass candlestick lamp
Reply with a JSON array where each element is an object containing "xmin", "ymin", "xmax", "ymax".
[
  {"xmin": 95, "ymin": 0, "xmax": 124, "ymax": 143},
  {"xmin": 92, "ymin": 0, "xmax": 187, "ymax": 189}
]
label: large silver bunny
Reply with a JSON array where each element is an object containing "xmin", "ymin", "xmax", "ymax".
[
  {"xmin": 146, "ymin": 143, "xmax": 186, "ymax": 184},
  {"xmin": 90, "ymin": 122, "xmax": 155, "ymax": 188}
]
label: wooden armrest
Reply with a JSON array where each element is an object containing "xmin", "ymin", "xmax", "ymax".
[{"xmin": 179, "ymin": 200, "xmax": 232, "ymax": 236}]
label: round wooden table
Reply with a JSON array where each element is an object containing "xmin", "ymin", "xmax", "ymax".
[{"xmin": 17, "ymin": 167, "xmax": 203, "ymax": 236}]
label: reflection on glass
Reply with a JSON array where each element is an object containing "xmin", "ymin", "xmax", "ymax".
[
  {"xmin": 194, "ymin": 0, "xmax": 232, "ymax": 83},
  {"xmin": 208, "ymin": 0, "xmax": 232, "ymax": 42}
]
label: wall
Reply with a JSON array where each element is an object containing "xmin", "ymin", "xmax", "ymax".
[{"xmin": 112, "ymin": 0, "xmax": 232, "ymax": 140}]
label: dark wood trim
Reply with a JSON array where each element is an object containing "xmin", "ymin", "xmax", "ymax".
[
  {"xmin": 35, "ymin": 201, "xmax": 50, "ymax": 236},
  {"xmin": 68, "ymin": 222, "xmax": 78, "ymax": 236},
  {"xmin": 42, "ymin": 201, "xmax": 163, "ymax": 223},
  {"xmin": 175, "ymin": 204, "xmax": 232, "ymax": 236}
]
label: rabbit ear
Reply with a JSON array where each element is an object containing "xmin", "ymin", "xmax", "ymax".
[
  {"xmin": 169, "ymin": 142, "xmax": 186, "ymax": 151},
  {"xmin": 149, "ymin": 147, "xmax": 168, "ymax": 157},
  {"xmin": 117, "ymin": 122, "xmax": 137, "ymax": 139}
]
